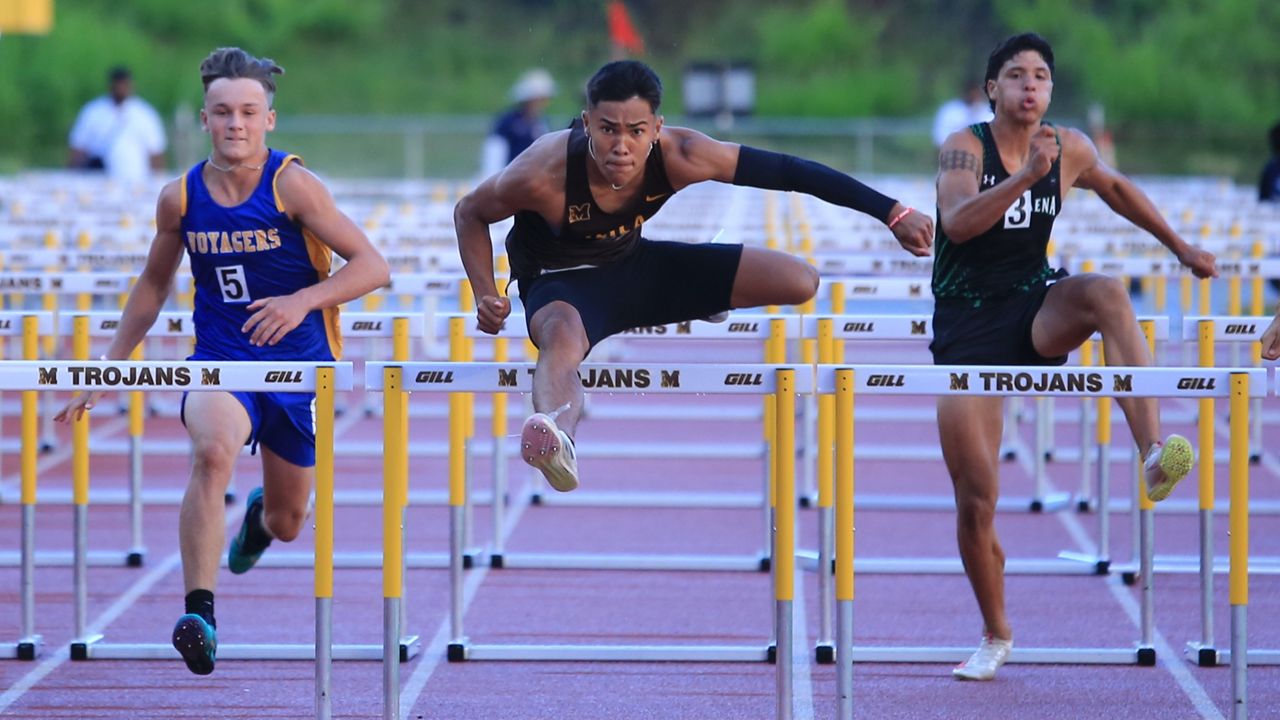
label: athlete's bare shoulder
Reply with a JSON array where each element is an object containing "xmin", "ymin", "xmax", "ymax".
[
  {"xmin": 155, "ymin": 176, "xmax": 185, "ymax": 231},
  {"xmin": 657, "ymin": 125, "xmax": 739, "ymax": 187},
  {"xmin": 1053, "ymin": 126, "xmax": 1101, "ymax": 188},
  {"xmin": 493, "ymin": 129, "xmax": 570, "ymax": 213}
]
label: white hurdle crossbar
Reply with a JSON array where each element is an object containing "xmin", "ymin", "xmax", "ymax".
[{"xmin": 814, "ymin": 364, "xmax": 1263, "ymax": 719}]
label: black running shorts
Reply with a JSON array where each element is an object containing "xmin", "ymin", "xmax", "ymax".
[
  {"xmin": 516, "ymin": 239, "xmax": 744, "ymax": 351},
  {"xmin": 929, "ymin": 269, "xmax": 1069, "ymax": 366}
]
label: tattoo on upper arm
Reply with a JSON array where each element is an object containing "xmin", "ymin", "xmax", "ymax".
[{"xmin": 939, "ymin": 150, "xmax": 979, "ymax": 177}]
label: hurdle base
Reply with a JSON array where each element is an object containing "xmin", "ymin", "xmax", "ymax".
[
  {"xmin": 815, "ymin": 644, "xmax": 835, "ymax": 664},
  {"xmin": 489, "ymin": 551, "xmax": 769, "ymax": 573},
  {"xmin": 1076, "ymin": 498, "xmax": 1094, "ymax": 513},
  {"xmin": 126, "ymin": 549, "xmax": 145, "ymax": 567},
  {"xmin": 1185, "ymin": 642, "xmax": 1218, "ymax": 667},
  {"xmin": 0, "ymin": 549, "xmax": 156, "ymax": 568},
  {"xmin": 489, "ymin": 553, "xmax": 505, "ymax": 569},
  {"xmin": 76, "ymin": 641, "xmax": 414, "ymax": 661},
  {"xmin": 1029, "ymin": 492, "xmax": 1072, "ymax": 514},
  {"xmin": 1213, "ymin": 649, "xmax": 1280, "ymax": 665},
  {"xmin": 1057, "ymin": 551, "xmax": 1111, "ymax": 576},
  {"xmin": 454, "ymin": 642, "xmax": 773, "ymax": 662},
  {"xmin": 1121, "ymin": 570, "xmax": 1138, "ymax": 586},
  {"xmin": 447, "ymin": 640, "xmax": 468, "ymax": 662},
  {"xmin": 400, "ymin": 634, "xmax": 422, "ymax": 662},
  {"xmin": 70, "ymin": 634, "xmax": 105, "ymax": 660},
  {"xmin": 15, "ymin": 636, "xmax": 43, "ymax": 660},
  {"xmin": 833, "ymin": 645, "xmax": 1143, "ymax": 664},
  {"xmin": 1136, "ymin": 647, "xmax": 1156, "ymax": 666}
]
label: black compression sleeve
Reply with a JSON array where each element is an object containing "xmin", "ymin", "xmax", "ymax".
[{"xmin": 731, "ymin": 145, "xmax": 898, "ymax": 223}]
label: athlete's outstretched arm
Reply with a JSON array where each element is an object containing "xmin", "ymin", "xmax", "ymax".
[
  {"xmin": 936, "ymin": 127, "xmax": 1054, "ymax": 243},
  {"xmin": 242, "ymin": 164, "xmax": 391, "ymax": 347},
  {"xmin": 1069, "ymin": 129, "xmax": 1217, "ymax": 279},
  {"xmin": 661, "ymin": 126, "xmax": 933, "ymax": 256},
  {"xmin": 55, "ymin": 180, "xmax": 186, "ymax": 422}
]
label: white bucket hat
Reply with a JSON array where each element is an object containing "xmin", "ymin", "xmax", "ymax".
[{"xmin": 511, "ymin": 68, "xmax": 556, "ymax": 103}]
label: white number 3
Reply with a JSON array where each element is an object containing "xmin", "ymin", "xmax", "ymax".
[{"xmin": 217, "ymin": 265, "xmax": 251, "ymax": 303}]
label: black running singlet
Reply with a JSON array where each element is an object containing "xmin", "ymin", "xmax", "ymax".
[
  {"xmin": 506, "ymin": 120, "xmax": 676, "ymax": 281},
  {"xmin": 932, "ymin": 122, "xmax": 1061, "ymax": 307}
]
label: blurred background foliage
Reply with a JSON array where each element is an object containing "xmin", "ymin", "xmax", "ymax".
[{"xmin": 1, "ymin": 0, "xmax": 1276, "ymax": 177}]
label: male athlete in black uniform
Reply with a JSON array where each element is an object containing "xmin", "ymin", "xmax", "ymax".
[
  {"xmin": 932, "ymin": 33, "xmax": 1218, "ymax": 680},
  {"xmin": 457, "ymin": 60, "xmax": 933, "ymax": 492}
]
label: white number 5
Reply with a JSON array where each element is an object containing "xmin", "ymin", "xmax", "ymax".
[{"xmin": 217, "ymin": 265, "xmax": 251, "ymax": 303}]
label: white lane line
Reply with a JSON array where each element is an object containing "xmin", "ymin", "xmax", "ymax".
[
  {"xmin": 0, "ymin": 403, "xmax": 363, "ymax": 714},
  {"xmin": 0, "ymin": 504, "xmax": 238, "ymax": 714},
  {"xmin": 1012, "ymin": 425, "xmax": 1223, "ymax": 719},
  {"xmin": 792, "ymin": 561, "xmax": 815, "ymax": 720},
  {"xmin": 398, "ymin": 476, "xmax": 533, "ymax": 718},
  {"xmin": 1056, "ymin": 511, "xmax": 1225, "ymax": 720}
]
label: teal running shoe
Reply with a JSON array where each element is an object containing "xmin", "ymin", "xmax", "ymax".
[
  {"xmin": 172, "ymin": 613, "xmax": 217, "ymax": 675},
  {"xmin": 228, "ymin": 486, "xmax": 272, "ymax": 574}
]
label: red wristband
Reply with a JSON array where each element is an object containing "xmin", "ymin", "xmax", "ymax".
[{"xmin": 888, "ymin": 207, "xmax": 913, "ymax": 229}]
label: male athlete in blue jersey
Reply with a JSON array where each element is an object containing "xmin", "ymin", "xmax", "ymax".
[{"xmin": 56, "ymin": 47, "xmax": 389, "ymax": 675}]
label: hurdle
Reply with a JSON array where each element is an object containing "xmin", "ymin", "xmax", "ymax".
[
  {"xmin": 367, "ymin": 363, "xmax": 806, "ymax": 680},
  {"xmin": 0, "ymin": 317, "xmax": 45, "ymax": 659},
  {"xmin": 818, "ymin": 364, "xmax": 1263, "ymax": 690},
  {"xmin": 0, "ymin": 359, "xmax": 410, "ymax": 674},
  {"xmin": 429, "ymin": 313, "xmax": 796, "ymax": 571},
  {"xmin": 1216, "ymin": 375, "xmax": 1276, "ymax": 720},
  {"xmin": 801, "ymin": 313, "xmax": 1068, "ymax": 512}
]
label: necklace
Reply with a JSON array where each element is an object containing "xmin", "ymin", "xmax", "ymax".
[{"xmin": 206, "ymin": 154, "xmax": 265, "ymax": 173}]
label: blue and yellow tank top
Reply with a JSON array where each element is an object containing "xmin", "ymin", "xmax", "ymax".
[{"xmin": 180, "ymin": 149, "xmax": 341, "ymax": 361}]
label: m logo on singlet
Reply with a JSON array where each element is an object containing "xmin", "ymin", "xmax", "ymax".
[
  {"xmin": 1004, "ymin": 190, "xmax": 1032, "ymax": 229},
  {"xmin": 568, "ymin": 204, "xmax": 591, "ymax": 223}
]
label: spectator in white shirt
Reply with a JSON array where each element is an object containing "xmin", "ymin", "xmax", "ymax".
[
  {"xmin": 932, "ymin": 82, "xmax": 994, "ymax": 148},
  {"xmin": 67, "ymin": 66, "xmax": 167, "ymax": 182}
]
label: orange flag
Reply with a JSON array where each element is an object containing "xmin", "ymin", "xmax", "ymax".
[{"xmin": 607, "ymin": 0, "xmax": 644, "ymax": 55}]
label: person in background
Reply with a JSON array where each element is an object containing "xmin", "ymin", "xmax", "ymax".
[
  {"xmin": 1259, "ymin": 121, "xmax": 1280, "ymax": 203},
  {"xmin": 932, "ymin": 81, "xmax": 994, "ymax": 148},
  {"xmin": 480, "ymin": 68, "xmax": 557, "ymax": 177},
  {"xmin": 67, "ymin": 65, "xmax": 167, "ymax": 182}
]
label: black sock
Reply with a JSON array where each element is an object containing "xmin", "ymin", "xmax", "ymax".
[
  {"xmin": 244, "ymin": 494, "xmax": 274, "ymax": 551},
  {"xmin": 185, "ymin": 589, "xmax": 216, "ymax": 629}
]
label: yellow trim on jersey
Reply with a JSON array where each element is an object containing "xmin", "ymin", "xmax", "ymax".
[
  {"xmin": 272, "ymin": 153, "xmax": 303, "ymax": 214},
  {"xmin": 179, "ymin": 172, "xmax": 188, "ymax": 217},
  {"xmin": 303, "ymin": 226, "xmax": 343, "ymax": 360}
]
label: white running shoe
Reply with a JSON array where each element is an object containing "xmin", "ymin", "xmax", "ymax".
[
  {"xmin": 1144, "ymin": 434, "xmax": 1194, "ymax": 503},
  {"xmin": 521, "ymin": 412, "xmax": 579, "ymax": 492},
  {"xmin": 952, "ymin": 635, "xmax": 1012, "ymax": 681}
]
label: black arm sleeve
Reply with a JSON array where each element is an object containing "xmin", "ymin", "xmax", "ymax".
[{"xmin": 731, "ymin": 145, "xmax": 898, "ymax": 223}]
